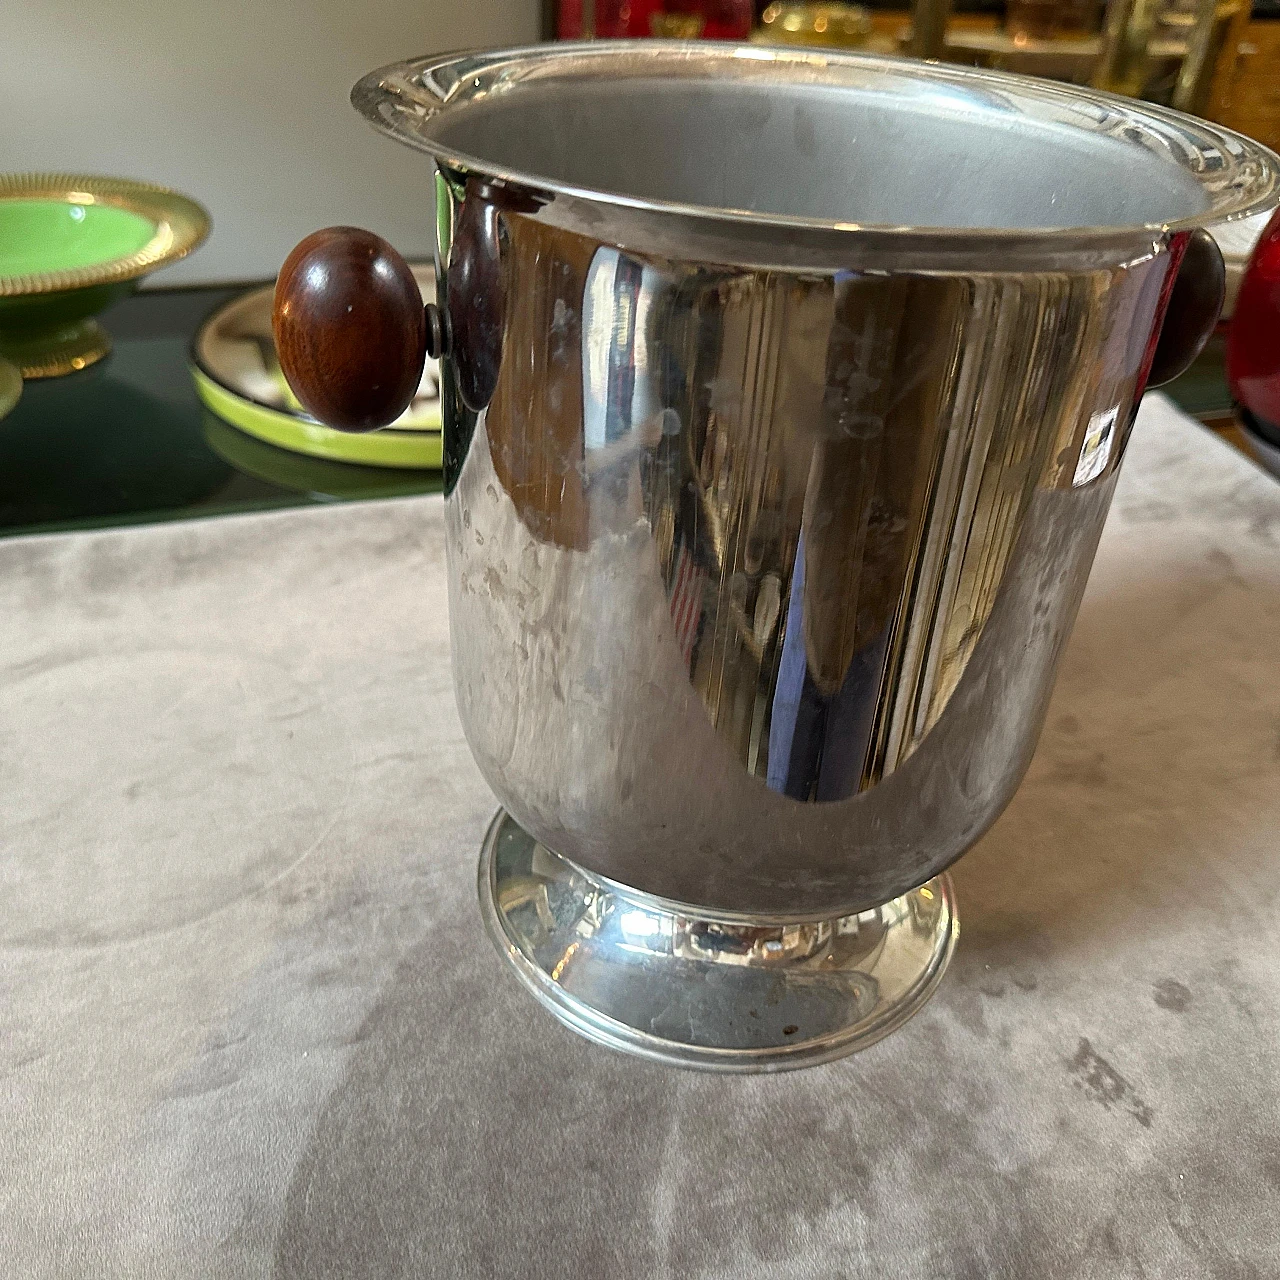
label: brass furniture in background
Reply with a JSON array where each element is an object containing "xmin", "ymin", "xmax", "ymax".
[
  {"xmin": 556, "ymin": 1, "xmax": 1279, "ymax": 152},
  {"xmin": 863, "ymin": 0, "xmax": 1278, "ymax": 151},
  {"xmin": 757, "ymin": 2, "xmax": 878, "ymax": 46},
  {"xmin": 1207, "ymin": 15, "xmax": 1280, "ymax": 151},
  {"xmin": 1091, "ymin": 0, "xmax": 1246, "ymax": 113},
  {"xmin": 902, "ymin": 0, "xmax": 1245, "ymax": 110}
]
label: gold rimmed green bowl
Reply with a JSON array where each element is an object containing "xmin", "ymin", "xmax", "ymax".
[{"xmin": 0, "ymin": 174, "xmax": 209, "ymax": 379}]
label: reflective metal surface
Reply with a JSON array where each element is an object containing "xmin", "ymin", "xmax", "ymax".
[
  {"xmin": 481, "ymin": 808, "xmax": 957, "ymax": 1070},
  {"xmin": 355, "ymin": 43, "xmax": 1277, "ymax": 244},
  {"xmin": 353, "ymin": 45, "xmax": 1279, "ymax": 1062},
  {"xmin": 441, "ymin": 245, "xmax": 1142, "ymax": 918}
]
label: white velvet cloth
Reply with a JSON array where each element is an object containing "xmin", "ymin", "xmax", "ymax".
[{"xmin": 3, "ymin": 395, "xmax": 1279, "ymax": 1278}]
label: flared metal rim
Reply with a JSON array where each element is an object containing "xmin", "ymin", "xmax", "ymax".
[{"xmin": 353, "ymin": 41, "xmax": 1280, "ymax": 249}]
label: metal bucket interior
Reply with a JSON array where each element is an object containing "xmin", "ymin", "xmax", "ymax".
[{"xmin": 424, "ymin": 64, "xmax": 1212, "ymax": 230}]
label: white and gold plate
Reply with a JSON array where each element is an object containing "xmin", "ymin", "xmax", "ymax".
[{"xmin": 191, "ymin": 265, "xmax": 441, "ymax": 469}]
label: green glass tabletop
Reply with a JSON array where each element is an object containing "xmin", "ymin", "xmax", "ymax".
[
  {"xmin": 0, "ymin": 283, "xmax": 1224, "ymax": 540},
  {"xmin": 0, "ymin": 284, "xmax": 442, "ymax": 539}
]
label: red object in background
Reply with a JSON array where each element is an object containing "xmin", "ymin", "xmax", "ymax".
[
  {"xmin": 1227, "ymin": 206, "xmax": 1280, "ymax": 438},
  {"xmin": 557, "ymin": 0, "xmax": 661, "ymax": 36},
  {"xmin": 556, "ymin": 0, "xmax": 750, "ymax": 38},
  {"xmin": 663, "ymin": 0, "xmax": 754, "ymax": 37}
]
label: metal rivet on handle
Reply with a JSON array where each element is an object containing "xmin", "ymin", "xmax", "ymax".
[{"xmin": 424, "ymin": 301, "xmax": 450, "ymax": 361}]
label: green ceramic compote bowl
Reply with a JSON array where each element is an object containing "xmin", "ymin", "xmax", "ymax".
[{"xmin": 0, "ymin": 174, "xmax": 209, "ymax": 381}]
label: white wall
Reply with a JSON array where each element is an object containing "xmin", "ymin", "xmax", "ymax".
[{"xmin": 1, "ymin": 0, "xmax": 542, "ymax": 284}]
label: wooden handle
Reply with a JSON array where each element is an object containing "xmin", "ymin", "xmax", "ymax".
[
  {"xmin": 272, "ymin": 227, "xmax": 426, "ymax": 432},
  {"xmin": 1147, "ymin": 227, "xmax": 1226, "ymax": 390}
]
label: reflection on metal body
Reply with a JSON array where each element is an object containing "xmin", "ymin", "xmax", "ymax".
[
  {"xmin": 351, "ymin": 44, "xmax": 1279, "ymax": 921},
  {"xmin": 442, "ymin": 208, "xmax": 1152, "ymax": 918}
]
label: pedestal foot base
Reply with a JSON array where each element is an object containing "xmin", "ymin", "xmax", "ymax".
[
  {"xmin": 0, "ymin": 317, "xmax": 111, "ymax": 379},
  {"xmin": 478, "ymin": 809, "xmax": 958, "ymax": 1072}
]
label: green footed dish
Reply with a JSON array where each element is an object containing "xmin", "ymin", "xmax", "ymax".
[
  {"xmin": 0, "ymin": 174, "xmax": 209, "ymax": 379},
  {"xmin": 0, "ymin": 356, "xmax": 21, "ymax": 421}
]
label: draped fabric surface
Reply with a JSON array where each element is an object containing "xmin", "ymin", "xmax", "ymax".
[{"xmin": 3, "ymin": 395, "xmax": 1279, "ymax": 1278}]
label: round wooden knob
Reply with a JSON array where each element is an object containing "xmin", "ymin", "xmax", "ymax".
[{"xmin": 273, "ymin": 227, "xmax": 426, "ymax": 432}]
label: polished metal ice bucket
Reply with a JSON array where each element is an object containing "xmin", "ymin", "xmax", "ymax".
[{"xmin": 274, "ymin": 43, "xmax": 1278, "ymax": 1068}]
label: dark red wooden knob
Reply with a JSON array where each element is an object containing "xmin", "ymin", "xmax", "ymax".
[
  {"xmin": 273, "ymin": 227, "xmax": 426, "ymax": 432},
  {"xmin": 1227, "ymin": 205, "xmax": 1280, "ymax": 438}
]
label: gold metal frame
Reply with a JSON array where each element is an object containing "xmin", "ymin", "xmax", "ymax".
[{"xmin": 0, "ymin": 172, "xmax": 210, "ymax": 298}]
